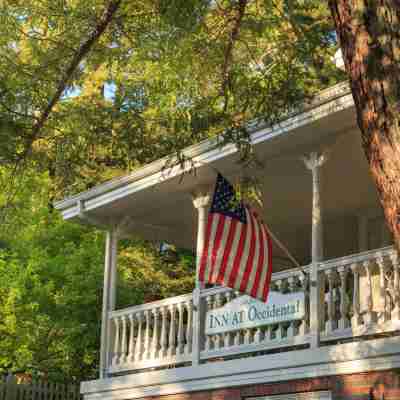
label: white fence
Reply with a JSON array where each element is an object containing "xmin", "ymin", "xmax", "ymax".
[
  {"xmin": 0, "ymin": 375, "xmax": 80, "ymax": 400},
  {"xmin": 107, "ymin": 245, "xmax": 399, "ymax": 375}
]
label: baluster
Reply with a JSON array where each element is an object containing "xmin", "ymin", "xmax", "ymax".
[
  {"xmin": 135, "ymin": 312, "xmax": 143, "ymax": 361},
  {"xmin": 377, "ymin": 257, "xmax": 388, "ymax": 324},
  {"xmin": 318, "ymin": 271, "xmax": 326, "ymax": 333},
  {"xmin": 363, "ymin": 260, "xmax": 377, "ymax": 326},
  {"xmin": 128, "ymin": 314, "xmax": 135, "ymax": 363},
  {"xmin": 268, "ymin": 281, "xmax": 277, "ymax": 340},
  {"xmin": 338, "ymin": 267, "xmax": 349, "ymax": 330},
  {"xmin": 243, "ymin": 328, "xmax": 252, "ymax": 345},
  {"xmin": 185, "ymin": 300, "xmax": 193, "ymax": 355},
  {"xmin": 254, "ymin": 285, "xmax": 263, "ymax": 343},
  {"xmin": 262, "ymin": 325, "xmax": 271, "ymax": 342},
  {"xmin": 232, "ymin": 291, "xmax": 241, "ymax": 347},
  {"xmin": 205, "ymin": 295, "xmax": 213, "ymax": 351},
  {"xmin": 324, "ymin": 270, "xmax": 335, "ymax": 334},
  {"xmin": 143, "ymin": 310, "xmax": 151, "ymax": 360},
  {"xmin": 177, "ymin": 303, "xmax": 184, "ymax": 356},
  {"xmin": 120, "ymin": 315, "xmax": 128, "ymax": 364},
  {"xmin": 214, "ymin": 293, "xmax": 224, "ymax": 349},
  {"xmin": 254, "ymin": 327, "xmax": 262, "ymax": 344},
  {"xmin": 273, "ymin": 324, "xmax": 282, "ymax": 341},
  {"xmin": 151, "ymin": 308, "xmax": 160, "ymax": 359},
  {"xmin": 112, "ymin": 317, "xmax": 120, "ymax": 365},
  {"xmin": 324, "ymin": 269, "xmax": 336, "ymax": 333},
  {"xmin": 168, "ymin": 304, "xmax": 176, "ymax": 357},
  {"xmin": 286, "ymin": 276, "xmax": 296, "ymax": 338},
  {"xmin": 224, "ymin": 291, "xmax": 233, "ymax": 348},
  {"xmin": 160, "ymin": 306, "xmax": 168, "ymax": 358},
  {"xmin": 275, "ymin": 279, "xmax": 284, "ymax": 340},
  {"xmin": 299, "ymin": 272, "xmax": 309, "ymax": 336},
  {"xmin": 391, "ymin": 252, "xmax": 400, "ymax": 321},
  {"xmin": 350, "ymin": 264, "xmax": 362, "ymax": 328}
]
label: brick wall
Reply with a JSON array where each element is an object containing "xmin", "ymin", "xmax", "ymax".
[{"xmin": 141, "ymin": 369, "xmax": 400, "ymax": 400}]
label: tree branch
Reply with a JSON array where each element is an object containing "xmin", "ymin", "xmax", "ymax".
[
  {"xmin": 0, "ymin": 0, "xmax": 122, "ymax": 226},
  {"xmin": 20, "ymin": 0, "xmax": 122, "ymax": 161},
  {"xmin": 220, "ymin": 0, "xmax": 248, "ymax": 111}
]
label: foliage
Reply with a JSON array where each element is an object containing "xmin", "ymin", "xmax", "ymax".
[
  {"xmin": 0, "ymin": 0, "xmax": 344, "ymax": 206},
  {"xmin": 0, "ymin": 170, "xmax": 194, "ymax": 381}
]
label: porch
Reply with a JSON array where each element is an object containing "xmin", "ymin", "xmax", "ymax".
[
  {"xmin": 107, "ymin": 245, "xmax": 400, "ymax": 376},
  {"xmin": 54, "ymin": 83, "xmax": 400, "ymax": 399}
]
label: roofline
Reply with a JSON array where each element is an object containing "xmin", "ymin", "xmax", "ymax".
[{"xmin": 54, "ymin": 82, "xmax": 353, "ymax": 219}]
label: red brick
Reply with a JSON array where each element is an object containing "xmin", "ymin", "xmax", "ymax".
[{"xmin": 138, "ymin": 369, "xmax": 400, "ymax": 400}]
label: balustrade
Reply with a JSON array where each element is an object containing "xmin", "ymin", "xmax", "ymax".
[
  {"xmin": 106, "ymin": 246, "xmax": 399, "ymax": 375},
  {"xmin": 199, "ymin": 269, "xmax": 309, "ymax": 360},
  {"xmin": 108, "ymin": 294, "xmax": 193, "ymax": 372},
  {"xmin": 319, "ymin": 246, "xmax": 399, "ymax": 340}
]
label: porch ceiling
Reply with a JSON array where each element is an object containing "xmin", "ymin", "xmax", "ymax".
[{"xmin": 55, "ymin": 85, "xmax": 381, "ymax": 264}]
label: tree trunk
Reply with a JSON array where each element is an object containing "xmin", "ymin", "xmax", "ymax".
[{"xmin": 328, "ymin": 0, "xmax": 400, "ymax": 251}]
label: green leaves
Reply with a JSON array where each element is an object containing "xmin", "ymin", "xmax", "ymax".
[
  {"xmin": 0, "ymin": 170, "xmax": 195, "ymax": 381},
  {"xmin": 0, "ymin": 0, "xmax": 345, "ymax": 204}
]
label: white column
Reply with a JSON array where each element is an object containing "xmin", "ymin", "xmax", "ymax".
[
  {"xmin": 303, "ymin": 152, "xmax": 327, "ymax": 262},
  {"xmin": 99, "ymin": 229, "xmax": 118, "ymax": 378},
  {"xmin": 191, "ymin": 190, "xmax": 210, "ymax": 365},
  {"xmin": 192, "ymin": 191, "xmax": 211, "ymax": 289},
  {"xmin": 303, "ymin": 151, "xmax": 327, "ymax": 348}
]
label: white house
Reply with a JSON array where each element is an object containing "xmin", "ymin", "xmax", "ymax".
[{"xmin": 55, "ymin": 81, "xmax": 400, "ymax": 400}]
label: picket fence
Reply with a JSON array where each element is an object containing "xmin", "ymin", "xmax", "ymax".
[{"xmin": 0, "ymin": 375, "xmax": 80, "ymax": 400}]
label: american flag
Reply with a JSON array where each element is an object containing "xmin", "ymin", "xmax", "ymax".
[{"xmin": 199, "ymin": 174, "xmax": 273, "ymax": 302}]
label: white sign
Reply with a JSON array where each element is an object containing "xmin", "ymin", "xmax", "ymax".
[{"xmin": 205, "ymin": 291, "xmax": 305, "ymax": 335}]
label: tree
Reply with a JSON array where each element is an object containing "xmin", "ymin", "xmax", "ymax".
[
  {"xmin": 0, "ymin": 170, "xmax": 195, "ymax": 381},
  {"xmin": 328, "ymin": 0, "xmax": 400, "ymax": 250},
  {"xmin": 0, "ymin": 0, "xmax": 341, "ymax": 211}
]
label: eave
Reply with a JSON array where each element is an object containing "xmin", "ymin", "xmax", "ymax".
[{"xmin": 54, "ymin": 81, "xmax": 353, "ymax": 225}]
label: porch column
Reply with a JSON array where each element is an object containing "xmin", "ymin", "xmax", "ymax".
[
  {"xmin": 191, "ymin": 190, "xmax": 210, "ymax": 365},
  {"xmin": 303, "ymin": 151, "xmax": 327, "ymax": 348},
  {"xmin": 192, "ymin": 191, "xmax": 211, "ymax": 289},
  {"xmin": 100, "ymin": 228, "xmax": 118, "ymax": 378}
]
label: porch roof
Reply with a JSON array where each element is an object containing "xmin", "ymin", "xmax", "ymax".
[{"xmin": 54, "ymin": 82, "xmax": 378, "ymax": 260}]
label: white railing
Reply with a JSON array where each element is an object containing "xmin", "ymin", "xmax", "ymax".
[
  {"xmin": 200, "ymin": 267, "xmax": 309, "ymax": 360},
  {"xmin": 108, "ymin": 293, "xmax": 193, "ymax": 373},
  {"xmin": 106, "ymin": 246, "xmax": 399, "ymax": 375},
  {"xmin": 318, "ymin": 246, "xmax": 399, "ymax": 340}
]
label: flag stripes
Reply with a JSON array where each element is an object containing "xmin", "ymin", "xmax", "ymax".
[{"xmin": 198, "ymin": 174, "xmax": 273, "ymax": 302}]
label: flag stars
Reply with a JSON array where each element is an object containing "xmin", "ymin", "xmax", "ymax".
[{"xmin": 210, "ymin": 174, "xmax": 246, "ymax": 224}]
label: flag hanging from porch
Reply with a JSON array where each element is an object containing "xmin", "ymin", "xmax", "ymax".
[{"xmin": 199, "ymin": 173, "xmax": 273, "ymax": 302}]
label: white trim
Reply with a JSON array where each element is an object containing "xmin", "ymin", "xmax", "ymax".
[
  {"xmin": 109, "ymin": 293, "xmax": 193, "ymax": 318},
  {"xmin": 55, "ymin": 84, "xmax": 353, "ymax": 222},
  {"xmin": 108, "ymin": 354, "xmax": 191, "ymax": 374},
  {"xmin": 317, "ymin": 245, "xmax": 395, "ymax": 272},
  {"xmin": 81, "ymin": 336, "xmax": 400, "ymax": 399},
  {"xmin": 200, "ymin": 335, "xmax": 309, "ymax": 360},
  {"xmin": 247, "ymin": 391, "xmax": 332, "ymax": 400}
]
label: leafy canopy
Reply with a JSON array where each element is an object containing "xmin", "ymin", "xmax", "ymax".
[
  {"xmin": 0, "ymin": 0, "xmax": 344, "ymax": 202},
  {"xmin": 0, "ymin": 169, "xmax": 195, "ymax": 381}
]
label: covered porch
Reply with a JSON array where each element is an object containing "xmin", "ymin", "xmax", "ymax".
[{"xmin": 55, "ymin": 83, "xmax": 400, "ymax": 399}]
